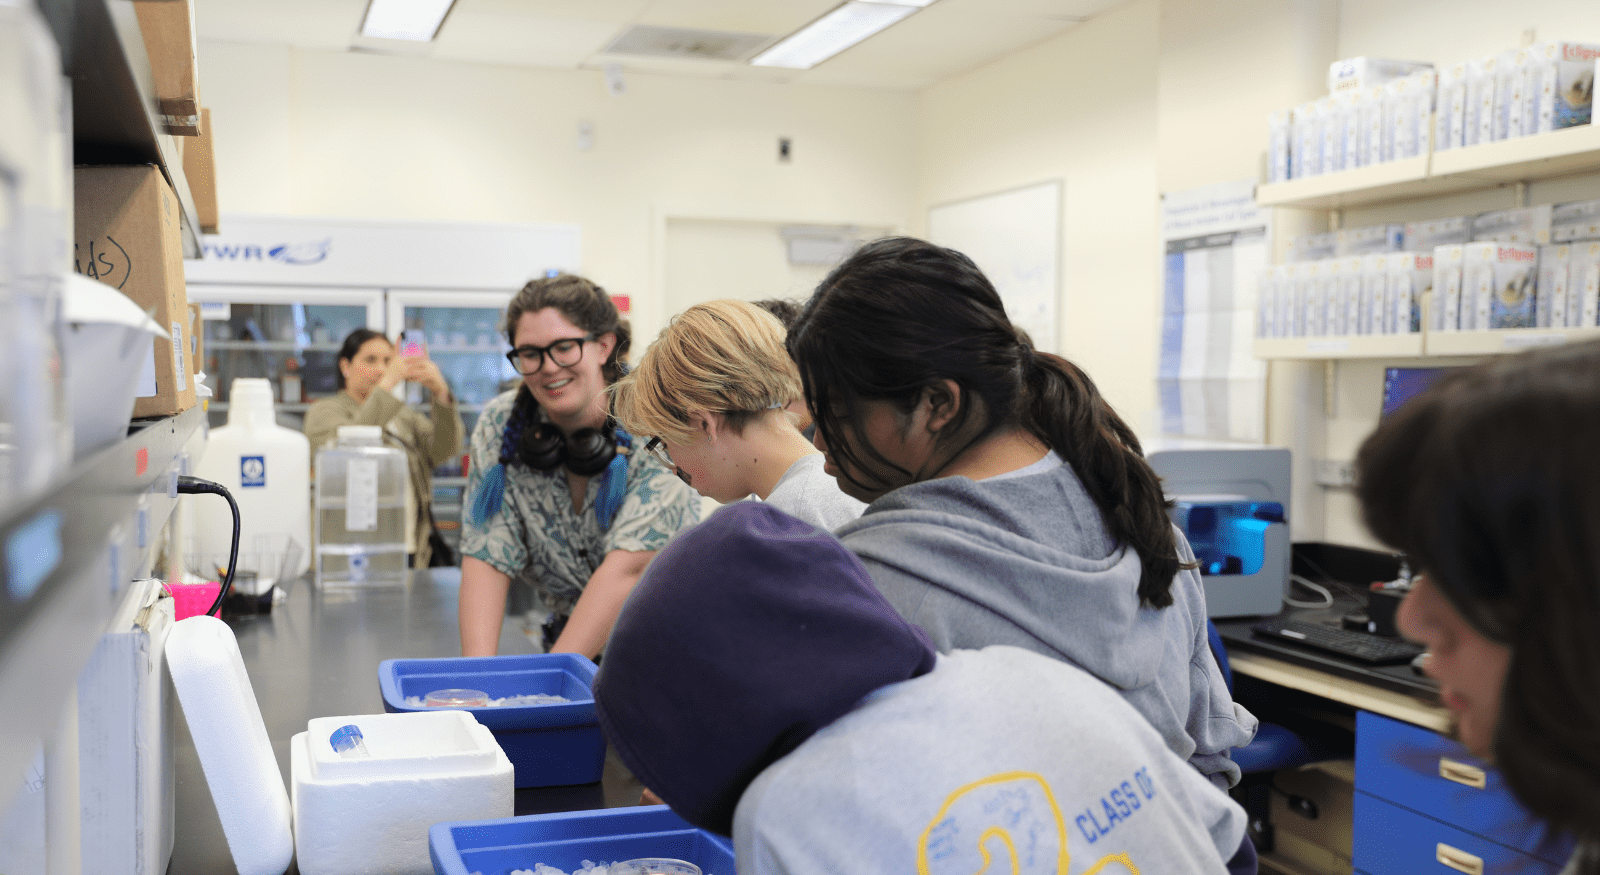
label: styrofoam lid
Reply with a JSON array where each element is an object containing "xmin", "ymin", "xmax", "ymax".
[
  {"xmin": 62, "ymin": 273, "xmax": 168, "ymax": 336},
  {"xmin": 336, "ymin": 425, "xmax": 383, "ymax": 441},
  {"xmin": 165, "ymin": 616, "xmax": 294, "ymax": 875}
]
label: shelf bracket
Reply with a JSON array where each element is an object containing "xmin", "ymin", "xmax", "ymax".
[
  {"xmin": 1323, "ymin": 360, "xmax": 1337, "ymax": 419},
  {"xmin": 1513, "ymin": 181, "xmax": 1529, "ymax": 208}
]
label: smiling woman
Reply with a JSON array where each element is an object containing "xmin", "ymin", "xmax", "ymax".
[
  {"xmin": 1355, "ymin": 339, "xmax": 1600, "ymax": 875},
  {"xmin": 456, "ymin": 274, "xmax": 700, "ymax": 659}
]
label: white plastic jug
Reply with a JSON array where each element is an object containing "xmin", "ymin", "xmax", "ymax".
[
  {"xmin": 314, "ymin": 425, "xmax": 409, "ymax": 587},
  {"xmin": 191, "ymin": 378, "xmax": 311, "ymax": 592}
]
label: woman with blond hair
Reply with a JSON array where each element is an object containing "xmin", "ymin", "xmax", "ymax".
[{"xmin": 611, "ymin": 299, "xmax": 864, "ymax": 530}]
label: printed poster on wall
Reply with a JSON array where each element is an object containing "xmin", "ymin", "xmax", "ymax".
[{"xmin": 1159, "ymin": 178, "xmax": 1269, "ymax": 443}]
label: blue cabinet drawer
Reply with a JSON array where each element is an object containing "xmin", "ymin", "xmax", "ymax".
[
  {"xmin": 1355, "ymin": 793, "xmax": 1565, "ymax": 875},
  {"xmin": 1355, "ymin": 711, "xmax": 1572, "ymax": 864}
]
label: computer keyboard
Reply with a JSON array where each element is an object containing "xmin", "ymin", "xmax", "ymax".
[{"xmin": 1249, "ymin": 618, "xmax": 1426, "ymax": 665}]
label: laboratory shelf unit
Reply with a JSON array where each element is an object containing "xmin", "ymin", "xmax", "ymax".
[
  {"xmin": 1256, "ymin": 154, "xmax": 1440, "ymax": 210},
  {"xmin": 0, "ymin": 406, "xmax": 203, "ymax": 785},
  {"xmin": 1254, "ymin": 334, "xmax": 1426, "ymax": 360},
  {"xmin": 1423, "ymin": 326, "xmax": 1600, "ymax": 357},
  {"xmin": 38, "ymin": 0, "xmax": 204, "ymax": 258},
  {"xmin": 1429, "ymin": 122, "xmax": 1600, "ymax": 186},
  {"xmin": 1259, "ymin": 121, "xmax": 1600, "ymax": 212}
]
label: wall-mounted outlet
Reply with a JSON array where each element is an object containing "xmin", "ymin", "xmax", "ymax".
[{"xmin": 1313, "ymin": 459, "xmax": 1356, "ymax": 488}]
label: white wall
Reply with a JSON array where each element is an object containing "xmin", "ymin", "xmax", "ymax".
[
  {"xmin": 196, "ymin": 40, "xmax": 916, "ymax": 345},
  {"xmin": 201, "ymin": 1, "xmax": 1600, "ymax": 550},
  {"xmin": 915, "ymin": 0, "xmax": 1162, "ymax": 436}
]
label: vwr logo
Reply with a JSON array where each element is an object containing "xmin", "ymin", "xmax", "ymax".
[
  {"xmin": 203, "ymin": 239, "xmax": 332, "ymax": 265},
  {"xmin": 1498, "ymin": 247, "xmax": 1536, "ymax": 262}
]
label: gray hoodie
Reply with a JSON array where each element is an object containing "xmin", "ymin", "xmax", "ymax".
[
  {"xmin": 735, "ymin": 647, "xmax": 1250, "ymax": 875},
  {"xmin": 836, "ymin": 457, "xmax": 1257, "ymax": 787}
]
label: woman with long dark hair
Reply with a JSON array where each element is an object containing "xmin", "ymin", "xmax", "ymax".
[
  {"xmin": 1356, "ymin": 340, "xmax": 1600, "ymax": 874},
  {"xmin": 458, "ymin": 274, "xmax": 699, "ymax": 657},
  {"xmin": 788, "ymin": 237, "xmax": 1254, "ymax": 788}
]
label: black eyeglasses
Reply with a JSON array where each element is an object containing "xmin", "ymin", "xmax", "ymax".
[{"xmin": 505, "ymin": 334, "xmax": 595, "ymax": 375}]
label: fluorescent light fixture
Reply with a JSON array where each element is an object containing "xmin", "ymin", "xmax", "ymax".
[
  {"xmin": 360, "ymin": 0, "xmax": 457, "ymax": 42},
  {"xmin": 751, "ymin": 1, "xmax": 921, "ymax": 70}
]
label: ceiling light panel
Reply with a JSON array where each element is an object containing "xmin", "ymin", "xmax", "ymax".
[
  {"xmin": 750, "ymin": 1, "xmax": 919, "ymax": 70},
  {"xmin": 360, "ymin": 0, "xmax": 457, "ymax": 42}
]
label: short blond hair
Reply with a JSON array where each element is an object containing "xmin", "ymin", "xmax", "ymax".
[{"xmin": 611, "ymin": 299, "xmax": 801, "ymax": 444}]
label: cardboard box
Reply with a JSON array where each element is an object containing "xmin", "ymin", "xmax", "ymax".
[
  {"xmin": 1463, "ymin": 242, "xmax": 1537, "ymax": 330},
  {"xmin": 74, "ymin": 165, "xmax": 196, "ymax": 417}
]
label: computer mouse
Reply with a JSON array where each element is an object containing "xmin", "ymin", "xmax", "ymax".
[{"xmin": 1410, "ymin": 651, "xmax": 1430, "ymax": 675}]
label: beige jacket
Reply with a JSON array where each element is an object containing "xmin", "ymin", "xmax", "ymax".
[{"xmin": 305, "ymin": 388, "xmax": 463, "ymax": 567}]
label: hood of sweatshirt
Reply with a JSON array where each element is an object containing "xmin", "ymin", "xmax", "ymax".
[
  {"xmin": 835, "ymin": 461, "xmax": 1199, "ymax": 693},
  {"xmin": 594, "ymin": 501, "xmax": 937, "ymax": 837}
]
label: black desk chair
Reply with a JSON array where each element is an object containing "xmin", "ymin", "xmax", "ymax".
[{"xmin": 1208, "ymin": 620, "xmax": 1355, "ymax": 853}]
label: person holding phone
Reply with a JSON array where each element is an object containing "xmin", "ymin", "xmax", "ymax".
[
  {"xmin": 305, "ymin": 327, "xmax": 463, "ymax": 567},
  {"xmin": 457, "ymin": 274, "xmax": 699, "ymax": 658}
]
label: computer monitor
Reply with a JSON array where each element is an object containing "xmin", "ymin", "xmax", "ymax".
[{"xmin": 1380, "ymin": 366, "xmax": 1459, "ymax": 419}]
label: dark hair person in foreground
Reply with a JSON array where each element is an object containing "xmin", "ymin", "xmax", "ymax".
[
  {"xmin": 785, "ymin": 236, "xmax": 1254, "ymax": 787},
  {"xmin": 1356, "ymin": 339, "xmax": 1600, "ymax": 874}
]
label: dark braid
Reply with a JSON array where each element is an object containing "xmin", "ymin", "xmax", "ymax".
[
  {"xmin": 499, "ymin": 385, "xmax": 540, "ymax": 466},
  {"xmin": 1024, "ymin": 352, "xmax": 1182, "ymax": 607}
]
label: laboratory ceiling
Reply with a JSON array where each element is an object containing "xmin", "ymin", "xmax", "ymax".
[{"xmin": 193, "ymin": 0, "xmax": 1129, "ymax": 90}]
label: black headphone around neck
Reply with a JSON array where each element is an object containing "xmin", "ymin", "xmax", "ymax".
[{"xmin": 517, "ymin": 419, "xmax": 618, "ymax": 477}]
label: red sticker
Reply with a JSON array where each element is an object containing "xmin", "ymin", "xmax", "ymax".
[
  {"xmin": 135, "ymin": 447, "xmax": 148, "ymax": 477},
  {"xmin": 612, "ymin": 294, "xmax": 631, "ymax": 313}
]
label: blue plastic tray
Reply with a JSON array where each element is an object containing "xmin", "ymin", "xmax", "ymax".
[
  {"xmin": 430, "ymin": 806, "xmax": 735, "ymax": 875},
  {"xmin": 379, "ymin": 653, "xmax": 605, "ymax": 788}
]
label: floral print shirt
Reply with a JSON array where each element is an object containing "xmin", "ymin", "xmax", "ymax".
[{"xmin": 460, "ymin": 389, "xmax": 700, "ymax": 616}]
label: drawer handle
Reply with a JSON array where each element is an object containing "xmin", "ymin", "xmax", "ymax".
[
  {"xmin": 1439, "ymin": 757, "xmax": 1487, "ymax": 789},
  {"xmin": 1436, "ymin": 842, "xmax": 1484, "ymax": 875}
]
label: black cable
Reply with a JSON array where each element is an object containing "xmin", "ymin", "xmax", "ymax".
[{"xmin": 176, "ymin": 475, "xmax": 241, "ymax": 617}]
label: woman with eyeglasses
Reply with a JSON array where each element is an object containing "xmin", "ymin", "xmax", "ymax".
[
  {"xmin": 787, "ymin": 237, "xmax": 1255, "ymax": 789},
  {"xmin": 458, "ymin": 274, "xmax": 699, "ymax": 657},
  {"xmin": 305, "ymin": 327, "xmax": 462, "ymax": 568},
  {"xmin": 610, "ymin": 299, "xmax": 864, "ymax": 531},
  {"xmin": 1356, "ymin": 340, "xmax": 1600, "ymax": 874}
]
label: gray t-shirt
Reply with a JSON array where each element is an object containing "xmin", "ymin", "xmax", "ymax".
[
  {"xmin": 764, "ymin": 454, "xmax": 866, "ymax": 532},
  {"xmin": 734, "ymin": 646, "xmax": 1249, "ymax": 875}
]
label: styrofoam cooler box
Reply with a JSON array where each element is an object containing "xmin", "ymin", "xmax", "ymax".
[
  {"xmin": 429, "ymin": 806, "xmax": 735, "ymax": 875},
  {"xmin": 167, "ymin": 617, "xmax": 515, "ymax": 875},
  {"xmin": 379, "ymin": 653, "xmax": 606, "ymax": 788}
]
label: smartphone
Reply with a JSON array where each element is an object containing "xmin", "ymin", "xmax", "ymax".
[{"xmin": 400, "ymin": 329, "xmax": 425, "ymax": 358}]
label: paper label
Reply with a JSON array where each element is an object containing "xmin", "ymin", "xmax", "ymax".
[
  {"xmin": 240, "ymin": 455, "xmax": 266, "ymax": 488},
  {"xmin": 170, "ymin": 320, "xmax": 186, "ymax": 382},
  {"xmin": 345, "ymin": 459, "xmax": 378, "ymax": 532},
  {"xmin": 138, "ymin": 342, "xmax": 157, "ymax": 396}
]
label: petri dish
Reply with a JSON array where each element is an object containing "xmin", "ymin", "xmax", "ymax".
[
  {"xmin": 423, "ymin": 688, "xmax": 489, "ymax": 708},
  {"xmin": 610, "ymin": 859, "xmax": 701, "ymax": 875}
]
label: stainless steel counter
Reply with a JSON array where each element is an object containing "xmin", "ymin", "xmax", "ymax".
[{"xmin": 168, "ymin": 568, "xmax": 644, "ymax": 875}]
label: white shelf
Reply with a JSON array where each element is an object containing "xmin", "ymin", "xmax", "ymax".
[
  {"xmin": 1256, "ymin": 155, "xmax": 1440, "ymax": 210},
  {"xmin": 1429, "ymin": 123, "xmax": 1600, "ymax": 185},
  {"xmin": 1255, "ymin": 334, "xmax": 1425, "ymax": 360},
  {"xmin": 1259, "ymin": 124, "xmax": 1600, "ymax": 211},
  {"xmin": 1255, "ymin": 327, "xmax": 1600, "ymax": 360},
  {"xmin": 1424, "ymin": 326, "xmax": 1600, "ymax": 356}
]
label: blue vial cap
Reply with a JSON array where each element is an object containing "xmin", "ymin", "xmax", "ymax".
[{"xmin": 329, "ymin": 724, "xmax": 366, "ymax": 756}]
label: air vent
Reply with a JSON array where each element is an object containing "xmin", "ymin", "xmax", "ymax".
[{"xmin": 602, "ymin": 25, "xmax": 772, "ymax": 62}]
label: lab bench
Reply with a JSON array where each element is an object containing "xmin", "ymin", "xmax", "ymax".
[{"xmin": 168, "ymin": 568, "xmax": 644, "ymax": 875}]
